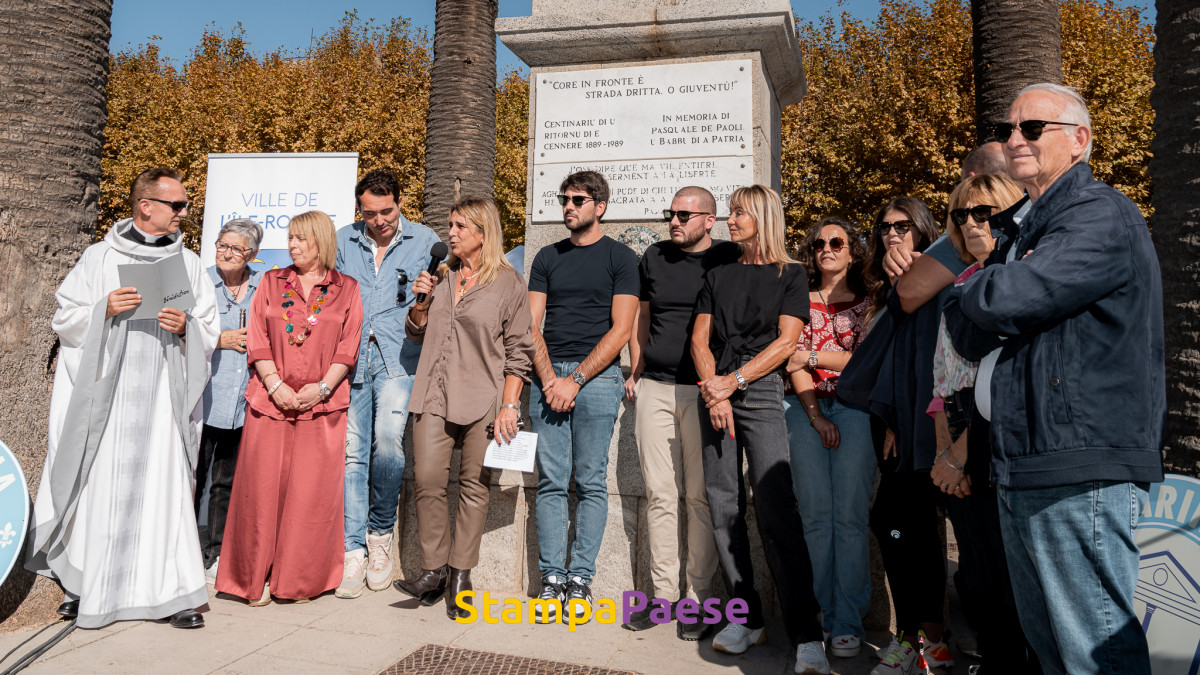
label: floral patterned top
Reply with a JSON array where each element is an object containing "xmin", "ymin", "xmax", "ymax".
[
  {"xmin": 932, "ymin": 264, "xmax": 983, "ymax": 399},
  {"xmin": 795, "ymin": 296, "xmax": 871, "ymax": 398}
]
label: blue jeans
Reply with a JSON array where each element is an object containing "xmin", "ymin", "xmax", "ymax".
[
  {"xmin": 531, "ymin": 361, "xmax": 623, "ymax": 584},
  {"xmin": 997, "ymin": 480, "xmax": 1151, "ymax": 675},
  {"xmin": 344, "ymin": 340, "xmax": 415, "ymax": 552},
  {"xmin": 784, "ymin": 396, "xmax": 875, "ymax": 639}
]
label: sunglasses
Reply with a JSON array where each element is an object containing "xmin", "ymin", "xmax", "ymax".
[
  {"xmin": 811, "ymin": 237, "xmax": 846, "ymax": 253},
  {"xmin": 662, "ymin": 210, "xmax": 711, "ymax": 223},
  {"xmin": 557, "ymin": 194, "xmax": 596, "ymax": 207},
  {"xmin": 876, "ymin": 220, "xmax": 914, "ymax": 236},
  {"xmin": 216, "ymin": 241, "xmax": 251, "ymax": 257},
  {"xmin": 991, "ymin": 120, "xmax": 1079, "ymax": 142},
  {"xmin": 396, "ymin": 270, "xmax": 408, "ymax": 305},
  {"xmin": 950, "ymin": 205, "xmax": 997, "ymax": 227},
  {"xmin": 143, "ymin": 197, "xmax": 189, "ymax": 212}
]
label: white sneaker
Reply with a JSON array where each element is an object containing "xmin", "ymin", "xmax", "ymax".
[
  {"xmin": 335, "ymin": 549, "xmax": 367, "ymax": 599},
  {"xmin": 796, "ymin": 641, "xmax": 831, "ymax": 674},
  {"xmin": 712, "ymin": 623, "xmax": 766, "ymax": 654},
  {"xmin": 204, "ymin": 557, "xmax": 219, "ymax": 584},
  {"xmin": 871, "ymin": 636, "xmax": 920, "ymax": 675},
  {"xmin": 365, "ymin": 530, "xmax": 394, "ymax": 591},
  {"xmin": 831, "ymin": 634, "xmax": 862, "ymax": 658}
]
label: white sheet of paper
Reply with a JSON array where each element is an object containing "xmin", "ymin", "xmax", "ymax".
[{"xmin": 483, "ymin": 431, "xmax": 538, "ymax": 473}]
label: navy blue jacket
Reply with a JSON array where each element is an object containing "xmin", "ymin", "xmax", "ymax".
[{"xmin": 943, "ymin": 163, "xmax": 1164, "ymax": 489}]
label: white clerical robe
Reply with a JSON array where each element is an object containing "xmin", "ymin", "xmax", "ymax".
[{"xmin": 27, "ymin": 220, "xmax": 219, "ymax": 628}]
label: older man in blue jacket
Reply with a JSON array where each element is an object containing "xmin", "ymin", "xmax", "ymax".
[
  {"xmin": 334, "ymin": 170, "xmax": 441, "ymax": 599},
  {"xmin": 944, "ymin": 83, "xmax": 1163, "ymax": 675}
]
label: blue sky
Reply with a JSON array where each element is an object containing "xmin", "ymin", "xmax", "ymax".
[{"xmin": 108, "ymin": 0, "xmax": 1154, "ymax": 73}]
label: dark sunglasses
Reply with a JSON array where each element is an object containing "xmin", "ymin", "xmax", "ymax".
[
  {"xmin": 557, "ymin": 194, "xmax": 596, "ymax": 207},
  {"xmin": 662, "ymin": 210, "xmax": 711, "ymax": 223},
  {"xmin": 876, "ymin": 220, "xmax": 914, "ymax": 236},
  {"xmin": 396, "ymin": 270, "xmax": 408, "ymax": 305},
  {"xmin": 143, "ymin": 197, "xmax": 189, "ymax": 212},
  {"xmin": 811, "ymin": 237, "xmax": 846, "ymax": 253},
  {"xmin": 950, "ymin": 205, "xmax": 997, "ymax": 227},
  {"xmin": 991, "ymin": 120, "xmax": 1079, "ymax": 142}
]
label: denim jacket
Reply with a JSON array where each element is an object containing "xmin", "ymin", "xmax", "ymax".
[
  {"xmin": 201, "ymin": 265, "xmax": 262, "ymax": 428},
  {"xmin": 943, "ymin": 163, "xmax": 1165, "ymax": 490},
  {"xmin": 336, "ymin": 217, "xmax": 441, "ymax": 384}
]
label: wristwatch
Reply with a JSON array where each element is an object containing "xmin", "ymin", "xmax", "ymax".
[
  {"xmin": 733, "ymin": 370, "xmax": 748, "ymax": 390},
  {"xmin": 808, "ymin": 350, "xmax": 819, "ymax": 369},
  {"xmin": 318, "ymin": 380, "xmax": 332, "ymax": 399},
  {"xmin": 571, "ymin": 370, "xmax": 587, "ymax": 386}
]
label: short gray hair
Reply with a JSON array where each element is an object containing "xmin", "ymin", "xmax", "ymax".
[
  {"xmin": 218, "ymin": 218, "xmax": 263, "ymax": 255},
  {"xmin": 1016, "ymin": 83, "xmax": 1093, "ymax": 163}
]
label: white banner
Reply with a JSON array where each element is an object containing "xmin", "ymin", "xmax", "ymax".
[{"xmin": 199, "ymin": 153, "xmax": 359, "ymax": 271}]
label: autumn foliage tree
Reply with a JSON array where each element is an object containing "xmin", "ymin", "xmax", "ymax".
[{"xmin": 780, "ymin": 0, "xmax": 1154, "ymax": 240}]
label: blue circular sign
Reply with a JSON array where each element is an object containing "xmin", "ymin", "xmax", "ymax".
[{"xmin": 0, "ymin": 440, "xmax": 30, "ymax": 587}]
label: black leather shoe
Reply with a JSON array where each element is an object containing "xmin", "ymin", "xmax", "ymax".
[
  {"xmin": 56, "ymin": 600, "xmax": 78, "ymax": 619},
  {"xmin": 677, "ymin": 617, "xmax": 712, "ymax": 641},
  {"xmin": 393, "ymin": 565, "xmax": 447, "ymax": 605},
  {"xmin": 169, "ymin": 609, "xmax": 204, "ymax": 629},
  {"xmin": 621, "ymin": 607, "xmax": 656, "ymax": 631},
  {"xmin": 445, "ymin": 567, "xmax": 472, "ymax": 621}
]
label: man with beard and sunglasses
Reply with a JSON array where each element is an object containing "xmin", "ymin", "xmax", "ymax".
[
  {"xmin": 943, "ymin": 83, "xmax": 1163, "ymax": 675},
  {"xmin": 622, "ymin": 186, "xmax": 738, "ymax": 639},
  {"xmin": 335, "ymin": 169, "xmax": 441, "ymax": 599},
  {"xmin": 527, "ymin": 170, "xmax": 639, "ymax": 624}
]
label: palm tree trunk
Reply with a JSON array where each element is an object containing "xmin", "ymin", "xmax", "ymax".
[
  {"xmin": 1152, "ymin": 0, "xmax": 1200, "ymax": 477},
  {"xmin": 0, "ymin": 0, "xmax": 112, "ymax": 628},
  {"xmin": 972, "ymin": 0, "xmax": 1062, "ymax": 143},
  {"xmin": 423, "ymin": 0, "xmax": 499, "ymax": 240}
]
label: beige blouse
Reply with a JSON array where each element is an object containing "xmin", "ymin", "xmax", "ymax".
[{"xmin": 406, "ymin": 265, "xmax": 534, "ymax": 425}]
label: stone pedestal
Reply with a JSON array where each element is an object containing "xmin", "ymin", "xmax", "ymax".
[{"xmin": 391, "ymin": 0, "xmax": 890, "ymax": 634}]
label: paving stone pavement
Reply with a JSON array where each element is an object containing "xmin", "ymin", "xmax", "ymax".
[{"xmin": 0, "ymin": 583, "xmax": 928, "ymax": 674}]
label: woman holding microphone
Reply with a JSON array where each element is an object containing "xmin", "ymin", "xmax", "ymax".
[
  {"xmin": 691, "ymin": 185, "xmax": 828, "ymax": 674},
  {"xmin": 393, "ymin": 197, "xmax": 534, "ymax": 621}
]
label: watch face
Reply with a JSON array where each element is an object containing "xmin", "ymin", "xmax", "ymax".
[{"xmin": 572, "ymin": 372, "xmax": 586, "ymax": 385}]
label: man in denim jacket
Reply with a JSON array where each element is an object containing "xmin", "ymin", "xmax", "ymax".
[
  {"xmin": 944, "ymin": 84, "xmax": 1164, "ymax": 675},
  {"xmin": 334, "ymin": 169, "xmax": 441, "ymax": 598}
]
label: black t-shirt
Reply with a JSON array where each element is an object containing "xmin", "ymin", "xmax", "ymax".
[
  {"xmin": 528, "ymin": 235, "xmax": 640, "ymax": 364},
  {"xmin": 695, "ymin": 262, "xmax": 810, "ymax": 375},
  {"xmin": 639, "ymin": 240, "xmax": 740, "ymax": 384}
]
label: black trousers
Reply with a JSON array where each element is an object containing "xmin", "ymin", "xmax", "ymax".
[
  {"xmin": 196, "ymin": 424, "xmax": 242, "ymax": 568},
  {"xmin": 701, "ymin": 372, "xmax": 823, "ymax": 646}
]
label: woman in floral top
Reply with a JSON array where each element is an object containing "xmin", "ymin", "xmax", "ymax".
[{"xmin": 783, "ymin": 216, "xmax": 873, "ymax": 659}]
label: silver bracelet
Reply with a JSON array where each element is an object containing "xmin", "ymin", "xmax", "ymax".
[
  {"xmin": 318, "ymin": 380, "xmax": 332, "ymax": 399},
  {"xmin": 500, "ymin": 403, "xmax": 520, "ymax": 411}
]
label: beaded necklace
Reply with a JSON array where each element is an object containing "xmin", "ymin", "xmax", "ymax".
[{"xmin": 282, "ymin": 280, "xmax": 328, "ymax": 345}]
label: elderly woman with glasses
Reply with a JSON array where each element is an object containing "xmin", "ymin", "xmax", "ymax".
[
  {"xmin": 691, "ymin": 185, "xmax": 829, "ymax": 673},
  {"xmin": 216, "ymin": 210, "xmax": 363, "ymax": 605},
  {"xmin": 196, "ymin": 218, "xmax": 264, "ymax": 583},
  {"xmin": 782, "ymin": 216, "xmax": 874, "ymax": 660},
  {"xmin": 393, "ymin": 197, "xmax": 533, "ymax": 621}
]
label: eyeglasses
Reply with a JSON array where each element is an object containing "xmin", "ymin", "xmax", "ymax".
[
  {"xmin": 662, "ymin": 210, "xmax": 711, "ymax": 223},
  {"xmin": 216, "ymin": 241, "xmax": 251, "ymax": 257},
  {"xmin": 876, "ymin": 220, "xmax": 914, "ymax": 236},
  {"xmin": 991, "ymin": 120, "xmax": 1079, "ymax": 142},
  {"xmin": 143, "ymin": 197, "xmax": 189, "ymax": 212},
  {"xmin": 950, "ymin": 205, "xmax": 997, "ymax": 227},
  {"xmin": 812, "ymin": 237, "xmax": 846, "ymax": 253},
  {"xmin": 557, "ymin": 194, "xmax": 596, "ymax": 207}
]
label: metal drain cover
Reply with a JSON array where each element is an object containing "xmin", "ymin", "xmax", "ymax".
[{"xmin": 380, "ymin": 644, "xmax": 638, "ymax": 674}]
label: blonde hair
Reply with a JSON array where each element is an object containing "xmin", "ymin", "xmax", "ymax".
[
  {"xmin": 288, "ymin": 210, "xmax": 338, "ymax": 270},
  {"xmin": 729, "ymin": 184, "xmax": 795, "ymax": 273},
  {"xmin": 946, "ymin": 175, "xmax": 1024, "ymax": 263},
  {"xmin": 440, "ymin": 197, "xmax": 512, "ymax": 286}
]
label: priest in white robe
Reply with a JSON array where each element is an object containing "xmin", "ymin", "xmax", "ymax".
[{"xmin": 26, "ymin": 167, "xmax": 220, "ymax": 629}]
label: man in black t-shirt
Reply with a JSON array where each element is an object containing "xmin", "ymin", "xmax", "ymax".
[
  {"xmin": 527, "ymin": 171, "xmax": 639, "ymax": 624},
  {"xmin": 621, "ymin": 187, "xmax": 737, "ymax": 639}
]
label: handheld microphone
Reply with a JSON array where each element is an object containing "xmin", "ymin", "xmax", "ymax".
[{"xmin": 415, "ymin": 241, "xmax": 449, "ymax": 305}]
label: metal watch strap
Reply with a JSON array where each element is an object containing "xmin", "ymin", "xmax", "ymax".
[
  {"xmin": 571, "ymin": 370, "xmax": 587, "ymax": 386},
  {"xmin": 733, "ymin": 370, "xmax": 748, "ymax": 390}
]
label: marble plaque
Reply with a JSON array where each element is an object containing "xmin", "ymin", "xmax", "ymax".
[{"xmin": 532, "ymin": 59, "xmax": 754, "ymax": 221}]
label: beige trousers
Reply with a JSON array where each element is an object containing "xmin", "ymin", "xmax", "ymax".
[
  {"xmin": 412, "ymin": 413, "xmax": 492, "ymax": 570},
  {"xmin": 633, "ymin": 378, "xmax": 718, "ymax": 600}
]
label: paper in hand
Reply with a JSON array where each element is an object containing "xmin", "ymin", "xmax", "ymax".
[
  {"xmin": 483, "ymin": 431, "xmax": 538, "ymax": 473},
  {"xmin": 118, "ymin": 254, "xmax": 194, "ymax": 320}
]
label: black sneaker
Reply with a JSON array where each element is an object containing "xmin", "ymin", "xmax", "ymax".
[
  {"xmin": 535, "ymin": 575, "xmax": 566, "ymax": 624},
  {"xmin": 677, "ymin": 616, "xmax": 712, "ymax": 641},
  {"xmin": 622, "ymin": 607, "xmax": 656, "ymax": 631},
  {"xmin": 565, "ymin": 576, "xmax": 594, "ymax": 622}
]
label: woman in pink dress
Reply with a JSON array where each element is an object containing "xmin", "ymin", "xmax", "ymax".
[{"xmin": 216, "ymin": 210, "xmax": 363, "ymax": 605}]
